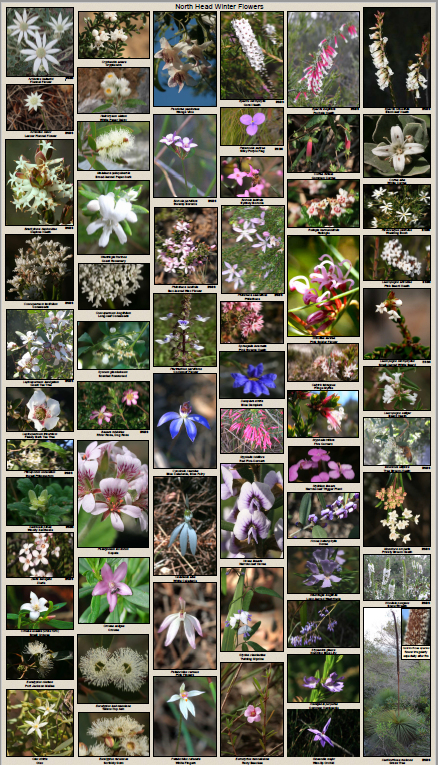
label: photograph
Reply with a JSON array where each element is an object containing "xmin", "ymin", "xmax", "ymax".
[
  {"xmin": 220, "ymin": 156, "xmax": 283, "ymax": 199},
  {"xmin": 153, "ymin": 373, "xmax": 216, "ymax": 468},
  {"xmin": 153, "ymin": 475, "xmax": 216, "ymax": 577},
  {"xmin": 220, "ymin": 408, "xmax": 283, "ymax": 455},
  {"xmin": 221, "ymin": 205, "xmax": 284, "ymax": 294},
  {"xmin": 287, "ymin": 599, "xmax": 360, "ymax": 647},
  {"xmin": 78, "ymin": 11, "xmax": 149, "ymax": 58},
  {"xmin": 288, "ymin": 491, "xmax": 360, "ymax": 541},
  {"xmin": 221, "ymin": 107, "xmax": 283, "ymax": 147},
  {"xmin": 364, "ymin": 608, "xmax": 430, "ymax": 756},
  {"xmin": 364, "ymin": 184, "xmax": 431, "ymax": 229},
  {"xmin": 364, "ymin": 115, "xmax": 430, "ymax": 178},
  {"xmin": 78, "ymin": 121, "xmax": 149, "ymax": 171},
  {"xmin": 154, "ymin": 293, "xmax": 216, "ymax": 367},
  {"xmin": 402, "ymin": 608, "xmax": 431, "ymax": 646},
  {"xmin": 6, "ymin": 636, "xmax": 73, "ymax": 680},
  {"xmin": 7, "ymin": 309, "xmax": 73, "ymax": 380},
  {"xmin": 6, "ymin": 7, "xmax": 73, "ymax": 76},
  {"xmin": 78, "ymin": 321, "xmax": 149, "ymax": 371},
  {"xmin": 6, "ymin": 84, "xmax": 73, "ymax": 131},
  {"xmin": 221, "ymin": 662, "xmax": 283, "ymax": 756},
  {"xmin": 363, "ymin": 288, "xmax": 430, "ymax": 360},
  {"xmin": 6, "ymin": 532, "xmax": 74, "ymax": 578},
  {"xmin": 363, "ymin": 472, "xmax": 430, "ymax": 547},
  {"xmin": 154, "ymin": 677, "xmax": 215, "ymax": 755},
  {"xmin": 287, "ymin": 654, "xmax": 360, "ymax": 702},
  {"xmin": 6, "ymin": 438, "xmax": 74, "ymax": 472},
  {"xmin": 363, "ymin": 235, "xmax": 431, "ymax": 281},
  {"xmin": 363, "ymin": 7, "xmax": 431, "ymax": 108},
  {"xmin": 364, "ymin": 554, "xmax": 430, "ymax": 601},
  {"xmin": 288, "ymin": 546, "xmax": 360, "ymax": 595},
  {"xmin": 78, "ymin": 264, "xmax": 150, "ymax": 310},
  {"xmin": 6, "ymin": 386, "xmax": 73, "ymax": 433},
  {"xmin": 288, "ymin": 114, "xmax": 359, "ymax": 173},
  {"xmin": 221, "ymin": 463, "xmax": 283, "ymax": 560},
  {"xmin": 154, "ymin": 582, "xmax": 216, "ymax": 669},
  {"xmin": 363, "ymin": 366, "xmax": 431, "ymax": 410},
  {"xmin": 77, "ymin": 382, "xmax": 149, "ymax": 431},
  {"xmin": 221, "ymin": 568, "xmax": 283, "ymax": 652},
  {"xmin": 78, "ymin": 181, "xmax": 149, "ymax": 255},
  {"xmin": 288, "ymin": 11, "xmax": 359, "ymax": 107},
  {"xmin": 154, "ymin": 114, "xmax": 216, "ymax": 198},
  {"xmin": 6, "ymin": 584, "xmax": 74, "ymax": 629},
  {"xmin": 288, "ymin": 445, "xmax": 360, "ymax": 483},
  {"xmin": 154, "ymin": 207, "xmax": 217, "ymax": 285},
  {"xmin": 287, "ymin": 709, "xmax": 360, "ymax": 757},
  {"xmin": 288, "ymin": 343, "xmax": 359, "ymax": 382},
  {"xmin": 77, "ymin": 67, "xmax": 149, "ymax": 114},
  {"xmin": 78, "ymin": 634, "xmax": 148, "ymax": 703},
  {"xmin": 288, "ymin": 179, "xmax": 360, "ymax": 228},
  {"xmin": 78, "ymin": 440, "xmax": 148, "ymax": 549},
  {"xmin": 154, "ymin": 11, "xmax": 216, "ymax": 107},
  {"xmin": 6, "ymin": 476, "xmax": 74, "ymax": 526},
  {"xmin": 364, "ymin": 417, "xmax": 430, "ymax": 466},
  {"xmin": 221, "ymin": 301, "xmax": 283, "ymax": 345},
  {"xmin": 220, "ymin": 351, "xmax": 284, "ymax": 401},
  {"xmin": 221, "ymin": 11, "xmax": 283, "ymax": 100},
  {"xmin": 288, "ymin": 390, "xmax": 359, "ymax": 438},
  {"xmin": 7, "ymin": 689, "xmax": 73, "ymax": 757},
  {"xmin": 79, "ymin": 711, "xmax": 149, "ymax": 757},
  {"xmin": 78, "ymin": 558, "xmax": 149, "ymax": 625},
  {"xmin": 5, "ymin": 235, "xmax": 74, "ymax": 302}
]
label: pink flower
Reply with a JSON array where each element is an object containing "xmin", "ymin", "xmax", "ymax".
[
  {"xmin": 89, "ymin": 477, "xmax": 142, "ymax": 532},
  {"xmin": 227, "ymin": 167, "xmax": 248, "ymax": 186},
  {"xmin": 157, "ymin": 597, "xmax": 203, "ymax": 649},
  {"xmin": 122, "ymin": 389, "xmax": 139, "ymax": 406},
  {"xmin": 347, "ymin": 25, "xmax": 358, "ymax": 39},
  {"xmin": 78, "ymin": 457, "xmax": 99, "ymax": 512},
  {"xmin": 245, "ymin": 705, "xmax": 262, "ymax": 723},
  {"xmin": 91, "ymin": 561, "xmax": 133, "ymax": 613},
  {"xmin": 89, "ymin": 405, "xmax": 113, "ymax": 425},
  {"xmin": 306, "ymin": 140, "xmax": 313, "ymax": 162}
]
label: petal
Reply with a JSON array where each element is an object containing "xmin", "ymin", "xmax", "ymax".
[
  {"xmin": 92, "ymin": 581, "xmax": 108, "ymax": 596},
  {"xmin": 43, "ymin": 417, "xmax": 58, "ymax": 430},
  {"xmin": 121, "ymin": 505, "xmax": 142, "ymax": 518},
  {"xmin": 169, "ymin": 417, "xmax": 184, "ymax": 439},
  {"xmin": 186, "ymin": 690, "xmax": 205, "ymax": 697},
  {"xmin": 86, "ymin": 220, "xmax": 104, "ymax": 235},
  {"xmin": 403, "ymin": 143, "xmax": 425, "ymax": 155},
  {"xmin": 180, "ymin": 524, "xmax": 189, "ymax": 555},
  {"xmin": 240, "ymin": 115, "xmax": 253, "ymax": 125},
  {"xmin": 392, "ymin": 153, "xmax": 405, "ymax": 173},
  {"xmin": 189, "ymin": 414, "xmax": 211, "ymax": 430},
  {"xmin": 113, "ymin": 561, "xmax": 128, "ymax": 582},
  {"xmin": 179, "ymin": 699, "xmax": 188, "ymax": 719},
  {"xmin": 186, "ymin": 698, "xmax": 196, "ymax": 717},
  {"xmin": 169, "ymin": 522, "xmax": 185, "ymax": 547},
  {"xmin": 164, "ymin": 616, "xmax": 182, "ymax": 646},
  {"xmin": 186, "ymin": 614, "xmax": 203, "ymax": 636},
  {"xmin": 167, "ymin": 694, "xmax": 180, "ymax": 703},
  {"xmin": 98, "ymin": 229, "xmax": 111, "ymax": 248},
  {"xmin": 114, "ymin": 223, "xmax": 128, "ymax": 245},
  {"xmin": 20, "ymin": 603, "xmax": 32, "ymax": 611},
  {"xmin": 253, "ymin": 113, "xmax": 266, "ymax": 125},
  {"xmin": 390, "ymin": 126, "xmax": 404, "ymax": 145},
  {"xmin": 158, "ymin": 613, "xmax": 180, "ymax": 632},
  {"xmin": 246, "ymin": 124, "xmax": 258, "ymax": 136},
  {"xmin": 115, "ymin": 582, "xmax": 133, "ymax": 596},
  {"xmin": 371, "ymin": 145, "xmax": 393, "ymax": 157},
  {"xmin": 157, "ymin": 412, "xmax": 180, "ymax": 426},
  {"xmin": 184, "ymin": 616, "xmax": 196, "ymax": 648},
  {"xmin": 188, "ymin": 527, "xmax": 197, "ymax": 555},
  {"xmin": 184, "ymin": 417, "xmax": 198, "ymax": 442},
  {"xmin": 107, "ymin": 591, "xmax": 118, "ymax": 612},
  {"xmin": 110, "ymin": 513, "xmax": 125, "ymax": 531}
]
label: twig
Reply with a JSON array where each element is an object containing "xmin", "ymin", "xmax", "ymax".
[
  {"xmin": 373, "ymin": 236, "xmax": 379, "ymax": 280},
  {"xmin": 221, "ymin": 663, "xmax": 243, "ymax": 712}
]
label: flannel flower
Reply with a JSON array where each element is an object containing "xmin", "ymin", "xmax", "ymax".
[
  {"xmin": 231, "ymin": 363, "xmax": 277, "ymax": 397},
  {"xmin": 157, "ymin": 597, "xmax": 203, "ymax": 649},
  {"xmin": 157, "ymin": 401, "xmax": 210, "ymax": 443},
  {"xmin": 167, "ymin": 683, "xmax": 205, "ymax": 720}
]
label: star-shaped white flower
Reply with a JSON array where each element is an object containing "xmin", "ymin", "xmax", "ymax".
[
  {"xmin": 372, "ymin": 126, "xmax": 425, "ymax": 174},
  {"xmin": 167, "ymin": 682, "xmax": 205, "ymax": 719},
  {"xmin": 24, "ymin": 715, "xmax": 48, "ymax": 738},
  {"xmin": 20, "ymin": 591, "xmax": 49, "ymax": 621}
]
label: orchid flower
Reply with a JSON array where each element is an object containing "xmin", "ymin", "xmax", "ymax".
[
  {"xmin": 157, "ymin": 401, "xmax": 210, "ymax": 443},
  {"xmin": 168, "ymin": 504, "xmax": 197, "ymax": 556},
  {"xmin": 167, "ymin": 682, "xmax": 205, "ymax": 719},
  {"xmin": 157, "ymin": 597, "xmax": 203, "ymax": 649}
]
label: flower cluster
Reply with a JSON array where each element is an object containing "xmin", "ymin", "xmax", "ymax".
[
  {"xmin": 367, "ymin": 556, "xmax": 430, "ymax": 600},
  {"xmin": 81, "ymin": 715, "xmax": 149, "ymax": 756},
  {"xmin": 375, "ymin": 485, "xmax": 419, "ymax": 543},
  {"xmin": 7, "ymin": 237, "xmax": 72, "ymax": 301},
  {"xmin": 159, "ymin": 131, "xmax": 198, "ymax": 157},
  {"xmin": 375, "ymin": 294, "xmax": 402, "ymax": 322},
  {"xmin": 78, "ymin": 441, "xmax": 148, "ymax": 534},
  {"xmin": 91, "ymin": 19, "xmax": 128, "ymax": 51},
  {"xmin": 369, "ymin": 11, "xmax": 394, "ymax": 92},
  {"xmin": 312, "ymin": 348, "xmax": 358, "ymax": 381},
  {"xmin": 304, "ymin": 187, "xmax": 358, "ymax": 223},
  {"xmin": 223, "ymin": 206, "xmax": 284, "ymax": 293},
  {"xmin": 95, "ymin": 127, "xmax": 135, "ymax": 162},
  {"xmin": 380, "ymin": 238, "xmax": 422, "ymax": 277},
  {"xmin": 221, "ymin": 409, "xmax": 282, "ymax": 452},
  {"xmin": 8, "ymin": 10, "xmax": 72, "ymax": 74},
  {"xmin": 225, "ymin": 608, "xmax": 253, "ymax": 640},
  {"xmin": 221, "ymin": 465, "xmax": 283, "ymax": 558},
  {"xmin": 221, "ymin": 301, "xmax": 264, "ymax": 342},
  {"xmin": 289, "ymin": 390, "xmax": 347, "ymax": 436},
  {"xmin": 289, "ymin": 448, "xmax": 355, "ymax": 482},
  {"xmin": 231, "ymin": 17, "xmax": 268, "ymax": 77},
  {"xmin": 366, "ymin": 185, "xmax": 430, "ymax": 229},
  {"xmin": 158, "ymin": 596, "xmax": 203, "ymax": 648},
  {"xmin": 289, "ymin": 252, "xmax": 357, "ymax": 336},
  {"xmin": 155, "ymin": 296, "xmax": 210, "ymax": 365},
  {"xmin": 8, "ymin": 141, "xmax": 73, "ymax": 224},
  {"xmin": 289, "ymin": 605, "xmax": 338, "ymax": 646},
  {"xmin": 223, "ymin": 159, "xmax": 282, "ymax": 199},
  {"xmin": 291, "ymin": 493, "xmax": 359, "ymax": 538},
  {"xmin": 21, "ymin": 690, "xmax": 66, "ymax": 740},
  {"xmin": 154, "ymin": 34, "xmax": 214, "ymax": 92},
  {"xmin": 157, "ymin": 217, "xmax": 216, "ymax": 280},
  {"xmin": 100, "ymin": 72, "xmax": 132, "ymax": 107},
  {"xmin": 78, "ymin": 264, "xmax": 144, "ymax": 307},
  {"xmin": 79, "ymin": 645, "xmax": 148, "ymax": 691},
  {"xmin": 8, "ymin": 309, "xmax": 73, "ymax": 380},
  {"xmin": 303, "ymin": 671, "xmax": 344, "ymax": 693},
  {"xmin": 406, "ymin": 35, "xmax": 429, "ymax": 100},
  {"xmin": 378, "ymin": 371, "xmax": 418, "ymax": 408},
  {"xmin": 23, "ymin": 641, "xmax": 54, "ymax": 677},
  {"xmin": 18, "ymin": 532, "xmax": 62, "ymax": 576}
]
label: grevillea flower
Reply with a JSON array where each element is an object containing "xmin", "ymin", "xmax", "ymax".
[
  {"xmin": 87, "ymin": 477, "xmax": 142, "ymax": 532},
  {"xmin": 91, "ymin": 561, "xmax": 133, "ymax": 613},
  {"xmin": 307, "ymin": 717, "xmax": 334, "ymax": 748},
  {"xmin": 244, "ymin": 705, "xmax": 262, "ymax": 723},
  {"xmin": 167, "ymin": 682, "xmax": 205, "ymax": 720},
  {"xmin": 231, "ymin": 363, "xmax": 277, "ymax": 397},
  {"xmin": 157, "ymin": 401, "xmax": 211, "ymax": 443},
  {"xmin": 157, "ymin": 597, "xmax": 203, "ymax": 649},
  {"xmin": 239, "ymin": 113, "xmax": 266, "ymax": 136}
]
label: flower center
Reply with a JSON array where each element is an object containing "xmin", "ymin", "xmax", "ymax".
[
  {"xmin": 249, "ymin": 709, "xmax": 257, "ymax": 717},
  {"xmin": 181, "ymin": 692, "xmax": 188, "ymax": 700},
  {"xmin": 36, "ymin": 47, "xmax": 47, "ymax": 58},
  {"xmin": 19, "ymin": 21, "xmax": 29, "ymax": 30},
  {"xmin": 94, "ymin": 661, "xmax": 107, "ymax": 673},
  {"xmin": 33, "ymin": 405, "xmax": 47, "ymax": 421},
  {"xmin": 248, "ymin": 376, "xmax": 260, "ymax": 381},
  {"xmin": 108, "ymin": 496, "xmax": 123, "ymax": 513}
]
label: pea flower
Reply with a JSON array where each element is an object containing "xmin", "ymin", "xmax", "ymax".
[
  {"xmin": 157, "ymin": 597, "xmax": 203, "ymax": 649},
  {"xmin": 20, "ymin": 591, "xmax": 49, "ymax": 621},
  {"xmin": 231, "ymin": 363, "xmax": 277, "ymax": 397},
  {"xmin": 157, "ymin": 401, "xmax": 211, "ymax": 443},
  {"xmin": 233, "ymin": 508, "xmax": 271, "ymax": 544},
  {"xmin": 244, "ymin": 704, "xmax": 262, "ymax": 723},
  {"xmin": 26, "ymin": 390, "xmax": 60, "ymax": 431},
  {"xmin": 307, "ymin": 717, "xmax": 334, "ymax": 748},
  {"xmin": 240, "ymin": 113, "xmax": 266, "ymax": 136},
  {"xmin": 91, "ymin": 561, "xmax": 133, "ymax": 613},
  {"xmin": 167, "ymin": 682, "xmax": 205, "ymax": 720}
]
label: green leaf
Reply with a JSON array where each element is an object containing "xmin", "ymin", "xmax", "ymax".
[
  {"xmin": 253, "ymin": 677, "xmax": 261, "ymax": 690},
  {"xmin": 89, "ymin": 595, "xmax": 101, "ymax": 623},
  {"xmin": 39, "ymin": 442, "xmax": 66, "ymax": 454},
  {"xmin": 312, "ymin": 525, "xmax": 328, "ymax": 539},
  {"xmin": 41, "ymin": 619, "xmax": 73, "ymax": 629},
  {"xmin": 189, "ymin": 185, "xmax": 198, "ymax": 197},
  {"xmin": 88, "ymin": 135, "xmax": 97, "ymax": 152},
  {"xmin": 222, "ymin": 572, "xmax": 245, "ymax": 651},
  {"xmin": 123, "ymin": 98, "xmax": 149, "ymax": 107},
  {"xmin": 78, "ymin": 332, "xmax": 93, "ymax": 346},
  {"xmin": 92, "ymin": 102, "xmax": 114, "ymax": 113},
  {"xmin": 299, "ymin": 494, "xmax": 311, "ymax": 526},
  {"xmin": 305, "ymin": 114, "xmax": 328, "ymax": 129},
  {"xmin": 254, "ymin": 586, "xmax": 283, "ymax": 600},
  {"xmin": 317, "ymin": 492, "xmax": 326, "ymax": 510},
  {"xmin": 121, "ymin": 219, "xmax": 132, "ymax": 236},
  {"xmin": 242, "ymin": 590, "xmax": 254, "ymax": 611},
  {"xmin": 247, "ymin": 641, "xmax": 266, "ymax": 652},
  {"xmin": 129, "ymin": 587, "xmax": 149, "ymax": 611},
  {"xmin": 241, "ymin": 642, "xmax": 248, "ymax": 651},
  {"xmin": 221, "ymin": 568, "xmax": 227, "ymax": 596},
  {"xmin": 17, "ymin": 477, "xmax": 35, "ymax": 494}
]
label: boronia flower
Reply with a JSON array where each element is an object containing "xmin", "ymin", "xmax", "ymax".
[
  {"xmin": 167, "ymin": 682, "xmax": 205, "ymax": 720},
  {"xmin": 157, "ymin": 597, "xmax": 203, "ymax": 649}
]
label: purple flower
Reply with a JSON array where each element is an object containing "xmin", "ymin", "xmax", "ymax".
[
  {"xmin": 321, "ymin": 672, "xmax": 345, "ymax": 693},
  {"xmin": 304, "ymin": 560, "xmax": 342, "ymax": 589},
  {"xmin": 175, "ymin": 136, "xmax": 198, "ymax": 151},
  {"xmin": 92, "ymin": 561, "xmax": 133, "ymax": 613},
  {"xmin": 308, "ymin": 448, "xmax": 330, "ymax": 462},
  {"xmin": 321, "ymin": 508, "xmax": 334, "ymax": 521},
  {"xmin": 289, "ymin": 460, "xmax": 304, "ymax": 481},
  {"xmin": 328, "ymin": 461, "xmax": 355, "ymax": 480},
  {"xmin": 157, "ymin": 401, "xmax": 211, "ymax": 443},
  {"xmin": 221, "ymin": 465, "xmax": 241, "ymax": 500},
  {"xmin": 308, "ymin": 514, "xmax": 318, "ymax": 524},
  {"xmin": 307, "ymin": 717, "xmax": 334, "ymax": 748},
  {"xmin": 310, "ymin": 472, "xmax": 330, "ymax": 482},
  {"xmin": 233, "ymin": 509, "xmax": 271, "ymax": 544},
  {"xmin": 327, "ymin": 620, "xmax": 337, "ymax": 632},
  {"xmin": 237, "ymin": 481, "xmax": 274, "ymax": 514},
  {"xmin": 157, "ymin": 597, "xmax": 203, "ymax": 649},
  {"xmin": 303, "ymin": 676, "xmax": 320, "ymax": 689},
  {"xmin": 231, "ymin": 363, "xmax": 277, "ymax": 398},
  {"xmin": 274, "ymin": 517, "xmax": 283, "ymax": 552},
  {"xmin": 240, "ymin": 112, "xmax": 266, "ymax": 136}
]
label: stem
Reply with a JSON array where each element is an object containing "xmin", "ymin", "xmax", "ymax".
[
  {"xmin": 175, "ymin": 713, "xmax": 183, "ymax": 755},
  {"xmin": 181, "ymin": 158, "xmax": 189, "ymax": 196},
  {"xmin": 373, "ymin": 236, "xmax": 379, "ymax": 280},
  {"xmin": 107, "ymin": 298, "xmax": 116, "ymax": 310},
  {"xmin": 389, "ymin": 77, "xmax": 397, "ymax": 108}
]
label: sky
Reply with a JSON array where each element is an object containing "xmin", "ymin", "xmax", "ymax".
[{"xmin": 364, "ymin": 607, "xmax": 400, "ymax": 640}]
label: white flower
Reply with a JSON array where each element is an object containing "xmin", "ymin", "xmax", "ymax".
[
  {"xmin": 370, "ymin": 217, "xmax": 378, "ymax": 228},
  {"xmin": 395, "ymin": 206, "xmax": 411, "ymax": 223},
  {"xmin": 46, "ymin": 12, "xmax": 73, "ymax": 37},
  {"xmin": 86, "ymin": 193, "xmax": 138, "ymax": 249},
  {"xmin": 167, "ymin": 682, "xmax": 205, "ymax": 720},
  {"xmin": 232, "ymin": 221, "xmax": 257, "ymax": 242},
  {"xmin": 24, "ymin": 715, "xmax": 48, "ymax": 738},
  {"xmin": 95, "ymin": 128, "xmax": 135, "ymax": 161},
  {"xmin": 372, "ymin": 126, "xmax": 425, "ymax": 174},
  {"xmin": 402, "ymin": 534, "xmax": 411, "ymax": 544},
  {"xmin": 7, "ymin": 9, "xmax": 39, "ymax": 43},
  {"xmin": 20, "ymin": 591, "xmax": 49, "ymax": 621},
  {"xmin": 371, "ymin": 187, "xmax": 386, "ymax": 199},
  {"xmin": 24, "ymin": 92, "xmax": 44, "ymax": 112},
  {"xmin": 158, "ymin": 597, "xmax": 203, "ymax": 649},
  {"xmin": 375, "ymin": 302, "xmax": 387, "ymax": 314},
  {"xmin": 26, "ymin": 390, "xmax": 60, "ymax": 431},
  {"xmin": 37, "ymin": 701, "xmax": 57, "ymax": 717},
  {"xmin": 20, "ymin": 31, "xmax": 61, "ymax": 75},
  {"xmin": 380, "ymin": 201, "xmax": 393, "ymax": 213}
]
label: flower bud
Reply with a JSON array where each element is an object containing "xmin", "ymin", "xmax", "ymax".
[
  {"xmin": 79, "ymin": 743, "xmax": 89, "ymax": 756},
  {"xmin": 87, "ymin": 199, "xmax": 100, "ymax": 212},
  {"xmin": 306, "ymin": 140, "xmax": 313, "ymax": 162},
  {"xmin": 104, "ymin": 737, "xmax": 115, "ymax": 748}
]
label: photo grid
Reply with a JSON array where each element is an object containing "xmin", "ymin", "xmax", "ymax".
[{"xmin": 1, "ymin": 3, "xmax": 435, "ymax": 762}]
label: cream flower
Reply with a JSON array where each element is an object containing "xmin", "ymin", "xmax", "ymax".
[
  {"xmin": 24, "ymin": 92, "xmax": 44, "ymax": 112},
  {"xmin": 371, "ymin": 126, "xmax": 425, "ymax": 174},
  {"xmin": 26, "ymin": 389, "xmax": 60, "ymax": 431}
]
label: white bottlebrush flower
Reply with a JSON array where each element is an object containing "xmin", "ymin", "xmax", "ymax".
[
  {"xmin": 20, "ymin": 591, "xmax": 49, "ymax": 621},
  {"xmin": 46, "ymin": 12, "xmax": 73, "ymax": 37},
  {"xmin": 371, "ymin": 126, "xmax": 425, "ymax": 173},
  {"xmin": 20, "ymin": 31, "xmax": 61, "ymax": 75},
  {"xmin": 23, "ymin": 641, "xmax": 47, "ymax": 656},
  {"xmin": 26, "ymin": 389, "xmax": 60, "ymax": 431},
  {"xmin": 24, "ymin": 91, "xmax": 44, "ymax": 112},
  {"xmin": 167, "ymin": 682, "xmax": 205, "ymax": 720},
  {"xmin": 8, "ymin": 9, "xmax": 40, "ymax": 43},
  {"xmin": 231, "ymin": 17, "xmax": 267, "ymax": 75},
  {"xmin": 86, "ymin": 193, "xmax": 138, "ymax": 248},
  {"xmin": 79, "ymin": 647, "xmax": 113, "ymax": 687}
]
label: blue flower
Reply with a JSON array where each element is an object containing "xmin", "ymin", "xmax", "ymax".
[
  {"xmin": 157, "ymin": 401, "xmax": 211, "ymax": 443},
  {"xmin": 230, "ymin": 363, "xmax": 277, "ymax": 397},
  {"xmin": 168, "ymin": 511, "xmax": 197, "ymax": 556}
]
